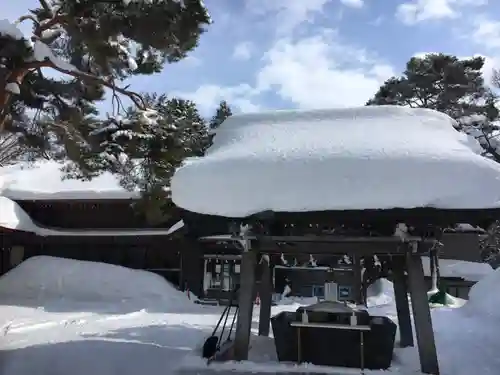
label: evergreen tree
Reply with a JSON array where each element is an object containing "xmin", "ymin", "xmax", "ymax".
[
  {"xmin": 209, "ymin": 100, "xmax": 232, "ymax": 130},
  {"xmin": 0, "ymin": 0, "xmax": 211, "ymax": 166},
  {"xmin": 367, "ymin": 53, "xmax": 500, "ymax": 160},
  {"xmin": 62, "ymin": 93, "xmax": 209, "ymax": 223}
]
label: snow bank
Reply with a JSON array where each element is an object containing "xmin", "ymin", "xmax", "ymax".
[
  {"xmin": 421, "ymin": 256, "xmax": 493, "ymax": 282},
  {"xmin": 0, "ymin": 256, "xmax": 192, "ymax": 310},
  {"xmin": 466, "ymin": 267, "xmax": 500, "ymax": 316},
  {"xmin": 171, "ymin": 106, "xmax": 500, "ymax": 217},
  {"xmin": 0, "ymin": 161, "xmax": 139, "ymax": 200},
  {"xmin": 366, "ymin": 278, "xmax": 395, "ymax": 308}
]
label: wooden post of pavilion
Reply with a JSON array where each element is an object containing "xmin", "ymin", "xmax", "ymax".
[
  {"xmin": 233, "ymin": 235, "xmax": 257, "ymax": 361},
  {"xmin": 406, "ymin": 241, "xmax": 440, "ymax": 375},
  {"xmin": 392, "ymin": 255, "xmax": 414, "ymax": 348},
  {"xmin": 258, "ymin": 254, "xmax": 273, "ymax": 336}
]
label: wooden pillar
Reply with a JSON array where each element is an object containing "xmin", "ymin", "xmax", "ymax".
[
  {"xmin": 353, "ymin": 255, "xmax": 363, "ymax": 304},
  {"xmin": 392, "ymin": 255, "xmax": 414, "ymax": 348},
  {"xmin": 406, "ymin": 246, "xmax": 440, "ymax": 375},
  {"xmin": 234, "ymin": 249, "xmax": 257, "ymax": 361},
  {"xmin": 258, "ymin": 255, "xmax": 273, "ymax": 336}
]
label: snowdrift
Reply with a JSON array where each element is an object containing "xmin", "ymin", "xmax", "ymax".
[
  {"xmin": 171, "ymin": 106, "xmax": 500, "ymax": 217},
  {"xmin": 0, "ymin": 256, "xmax": 193, "ymax": 309},
  {"xmin": 466, "ymin": 267, "xmax": 500, "ymax": 316},
  {"xmin": 366, "ymin": 278, "xmax": 395, "ymax": 308}
]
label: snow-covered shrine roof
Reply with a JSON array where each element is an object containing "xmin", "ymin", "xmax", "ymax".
[
  {"xmin": 0, "ymin": 161, "xmax": 140, "ymax": 200},
  {"xmin": 0, "ymin": 195, "xmax": 184, "ymax": 237},
  {"xmin": 171, "ymin": 105, "xmax": 500, "ymax": 219}
]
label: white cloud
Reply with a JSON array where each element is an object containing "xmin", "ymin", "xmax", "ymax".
[
  {"xmin": 232, "ymin": 42, "xmax": 254, "ymax": 60},
  {"xmin": 471, "ymin": 17, "xmax": 500, "ymax": 50},
  {"xmin": 178, "ymin": 29, "xmax": 393, "ymax": 112},
  {"xmin": 245, "ymin": 0, "xmax": 333, "ymax": 35},
  {"xmin": 396, "ymin": 0, "xmax": 487, "ymax": 25},
  {"xmin": 340, "ymin": 0, "xmax": 364, "ymax": 8},
  {"xmin": 174, "ymin": 84, "xmax": 261, "ymax": 115},
  {"xmin": 255, "ymin": 30, "xmax": 394, "ymax": 108}
]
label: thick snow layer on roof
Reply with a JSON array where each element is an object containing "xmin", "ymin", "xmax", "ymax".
[
  {"xmin": 171, "ymin": 105, "xmax": 500, "ymax": 217},
  {"xmin": 0, "ymin": 196, "xmax": 39, "ymax": 232},
  {"xmin": 0, "ymin": 256, "xmax": 193, "ymax": 308},
  {"xmin": 421, "ymin": 256, "xmax": 493, "ymax": 282},
  {"xmin": 0, "ymin": 161, "xmax": 139, "ymax": 200},
  {"xmin": 0, "ymin": 196, "xmax": 183, "ymax": 236}
]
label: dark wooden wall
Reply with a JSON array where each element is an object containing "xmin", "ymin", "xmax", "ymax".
[
  {"xmin": 15, "ymin": 199, "xmax": 180, "ymax": 229},
  {"xmin": 0, "ymin": 229, "xmax": 184, "ymax": 285}
]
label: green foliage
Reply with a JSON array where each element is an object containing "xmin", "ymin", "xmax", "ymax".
[
  {"xmin": 62, "ymin": 94, "xmax": 232, "ymax": 224},
  {"xmin": 367, "ymin": 54, "xmax": 496, "ymax": 119},
  {"xmin": 209, "ymin": 100, "xmax": 232, "ymax": 130},
  {"xmin": 0, "ymin": 0, "xmax": 211, "ymax": 161}
]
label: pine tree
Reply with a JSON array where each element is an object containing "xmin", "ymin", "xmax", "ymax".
[
  {"xmin": 0, "ymin": 0, "xmax": 211, "ymax": 165},
  {"xmin": 368, "ymin": 53, "xmax": 500, "ymax": 160},
  {"xmin": 61, "ymin": 93, "xmax": 209, "ymax": 223},
  {"xmin": 209, "ymin": 100, "xmax": 232, "ymax": 130}
]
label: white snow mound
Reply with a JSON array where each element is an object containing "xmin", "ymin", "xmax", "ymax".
[
  {"xmin": 466, "ymin": 267, "xmax": 500, "ymax": 317},
  {"xmin": 366, "ymin": 278, "xmax": 395, "ymax": 307},
  {"xmin": 0, "ymin": 256, "xmax": 191, "ymax": 308},
  {"xmin": 171, "ymin": 105, "xmax": 500, "ymax": 217}
]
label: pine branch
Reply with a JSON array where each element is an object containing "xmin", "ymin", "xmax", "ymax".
[{"xmin": 45, "ymin": 60, "xmax": 146, "ymax": 110}]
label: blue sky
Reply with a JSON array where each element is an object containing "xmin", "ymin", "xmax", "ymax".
[{"xmin": 5, "ymin": 0, "xmax": 500, "ymax": 115}]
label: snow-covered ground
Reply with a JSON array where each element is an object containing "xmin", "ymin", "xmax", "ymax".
[{"xmin": 2, "ymin": 256, "xmax": 500, "ymax": 375}]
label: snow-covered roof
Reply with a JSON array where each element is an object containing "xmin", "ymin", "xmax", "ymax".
[
  {"xmin": 0, "ymin": 161, "xmax": 140, "ymax": 200},
  {"xmin": 0, "ymin": 196, "xmax": 184, "ymax": 237},
  {"xmin": 171, "ymin": 105, "xmax": 500, "ymax": 218},
  {"xmin": 421, "ymin": 256, "xmax": 493, "ymax": 282}
]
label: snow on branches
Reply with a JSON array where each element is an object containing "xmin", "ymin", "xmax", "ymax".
[{"xmin": 0, "ymin": 0, "xmax": 210, "ymax": 149}]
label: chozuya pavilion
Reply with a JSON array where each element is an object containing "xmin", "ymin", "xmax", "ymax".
[{"xmin": 171, "ymin": 105, "xmax": 500, "ymax": 375}]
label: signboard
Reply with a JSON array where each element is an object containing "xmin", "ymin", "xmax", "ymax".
[{"xmin": 337, "ymin": 285, "xmax": 351, "ymax": 300}]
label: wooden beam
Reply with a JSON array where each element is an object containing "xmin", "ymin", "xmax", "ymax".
[
  {"xmin": 201, "ymin": 239, "xmax": 434, "ymax": 256},
  {"xmin": 406, "ymin": 248, "xmax": 439, "ymax": 375},
  {"xmin": 258, "ymin": 255, "xmax": 273, "ymax": 337},
  {"xmin": 392, "ymin": 256, "xmax": 414, "ymax": 348},
  {"xmin": 234, "ymin": 250, "xmax": 257, "ymax": 361}
]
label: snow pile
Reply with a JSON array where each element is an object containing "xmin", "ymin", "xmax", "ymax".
[
  {"xmin": 0, "ymin": 256, "xmax": 193, "ymax": 310},
  {"xmin": 366, "ymin": 278, "xmax": 395, "ymax": 308},
  {"xmin": 0, "ymin": 161, "xmax": 139, "ymax": 200},
  {"xmin": 171, "ymin": 106, "xmax": 500, "ymax": 217},
  {"xmin": 466, "ymin": 267, "xmax": 500, "ymax": 316},
  {"xmin": 421, "ymin": 256, "xmax": 493, "ymax": 282}
]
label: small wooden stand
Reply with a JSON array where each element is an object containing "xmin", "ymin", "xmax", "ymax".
[{"xmin": 290, "ymin": 321, "xmax": 371, "ymax": 373}]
